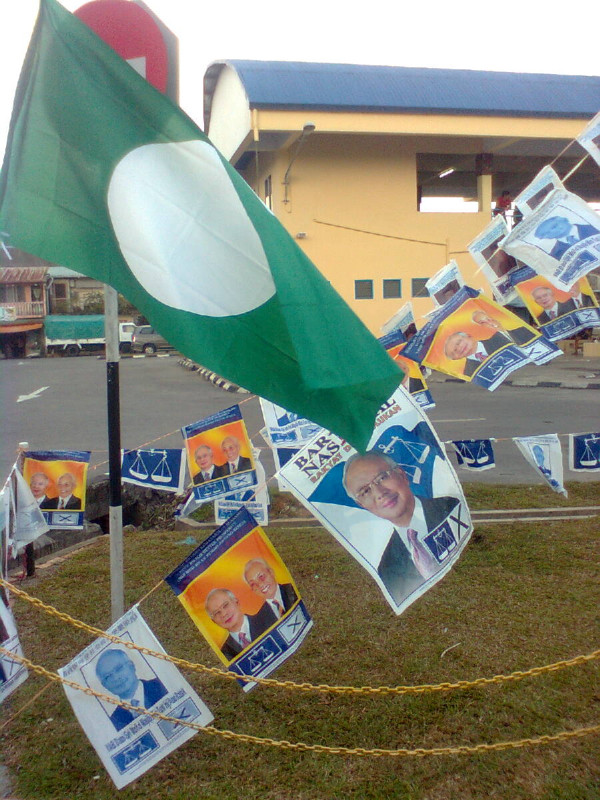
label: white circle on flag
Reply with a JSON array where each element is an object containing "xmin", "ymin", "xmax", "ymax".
[{"xmin": 107, "ymin": 140, "xmax": 275, "ymax": 316}]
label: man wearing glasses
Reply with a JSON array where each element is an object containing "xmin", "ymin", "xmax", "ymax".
[
  {"xmin": 205, "ymin": 588, "xmax": 276, "ymax": 661},
  {"xmin": 243, "ymin": 558, "xmax": 298, "ymax": 619},
  {"xmin": 342, "ymin": 451, "xmax": 459, "ymax": 604}
]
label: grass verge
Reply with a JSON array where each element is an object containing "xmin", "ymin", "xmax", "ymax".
[{"xmin": 2, "ymin": 490, "xmax": 599, "ymax": 800}]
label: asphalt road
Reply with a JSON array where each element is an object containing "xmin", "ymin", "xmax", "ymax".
[{"xmin": 2, "ymin": 355, "xmax": 598, "ymax": 486}]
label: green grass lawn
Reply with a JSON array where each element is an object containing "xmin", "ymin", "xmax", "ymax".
[{"xmin": 2, "ymin": 490, "xmax": 600, "ymax": 800}]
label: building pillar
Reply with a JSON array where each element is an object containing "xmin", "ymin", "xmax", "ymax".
[{"xmin": 475, "ymin": 153, "xmax": 493, "ymax": 216}]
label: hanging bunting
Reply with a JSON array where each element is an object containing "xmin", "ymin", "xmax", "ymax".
[
  {"xmin": 378, "ymin": 331, "xmax": 435, "ymax": 410},
  {"xmin": 576, "ymin": 111, "xmax": 600, "ymax": 171},
  {"xmin": 513, "ymin": 434, "xmax": 567, "ymax": 496},
  {"xmin": 569, "ymin": 432, "xmax": 600, "ymax": 472},
  {"xmin": 502, "ymin": 188, "xmax": 600, "ymax": 291},
  {"xmin": 425, "ymin": 260, "xmax": 465, "ymax": 308},
  {"xmin": 22, "ymin": 450, "xmax": 90, "ymax": 530},
  {"xmin": 182, "ymin": 405, "xmax": 257, "ymax": 503},
  {"xmin": 402, "ymin": 287, "xmax": 559, "ymax": 391},
  {"xmin": 58, "ymin": 606, "xmax": 213, "ymax": 789},
  {"xmin": 258, "ymin": 398, "xmax": 322, "ymax": 448},
  {"xmin": 510, "ymin": 266, "xmax": 600, "ymax": 341},
  {"xmin": 512, "ymin": 165, "xmax": 564, "ymax": 220},
  {"xmin": 279, "ymin": 388, "xmax": 472, "ymax": 616},
  {"xmin": 121, "ymin": 449, "xmax": 186, "ymax": 493},
  {"xmin": 381, "ymin": 301, "xmax": 418, "ymax": 339},
  {"xmin": 214, "ymin": 450, "xmax": 270, "ymax": 526},
  {"xmin": 467, "ymin": 216, "xmax": 521, "ymax": 304},
  {"xmin": 165, "ymin": 508, "xmax": 311, "ymax": 691},
  {"xmin": 451, "ymin": 439, "xmax": 496, "ymax": 471}
]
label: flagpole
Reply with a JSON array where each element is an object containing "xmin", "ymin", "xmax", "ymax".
[{"xmin": 104, "ymin": 285, "xmax": 124, "ymax": 622}]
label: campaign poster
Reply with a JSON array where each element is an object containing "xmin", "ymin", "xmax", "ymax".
[
  {"xmin": 467, "ymin": 216, "xmax": 521, "ymax": 304},
  {"xmin": 402, "ymin": 287, "xmax": 558, "ymax": 391},
  {"xmin": 568, "ymin": 433, "xmax": 600, "ymax": 472},
  {"xmin": 259, "ymin": 398, "xmax": 322, "ymax": 448},
  {"xmin": 182, "ymin": 405, "xmax": 257, "ymax": 503},
  {"xmin": 121, "ymin": 449, "xmax": 186, "ymax": 493},
  {"xmin": 511, "ymin": 266, "xmax": 600, "ymax": 341},
  {"xmin": 451, "ymin": 439, "xmax": 496, "ymax": 471},
  {"xmin": 0, "ymin": 582, "xmax": 29, "ymax": 704},
  {"xmin": 58, "ymin": 607, "xmax": 213, "ymax": 789},
  {"xmin": 576, "ymin": 111, "xmax": 600, "ymax": 171},
  {"xmin": 214, "ymin": 452, "xmax": 270, "ymax": 526},
  {"xmin": 381, "ymin": 301, "xmax": 418, "ymax": 339},
  {"xmin": 22, "ymin": 450, "xmax": 90, "ymax": 529},
  {"xmin": 2, "ymin": 466, "xmax": 48, "ymax": 558},
  {"xmin": 425, "ymin": 260, "xmax": 465, "ymax": 308},
  {"xmin": 513, "ymin": 434, "xmax": 567, "ymax": 496},
  {"xmin": 513, "ymin": 165, "xmax": 563, "ymax": 219},
  {"xmin": 378, "ymin": 330, "xmax": 435, "ymax": 411},
  {"xmin": 165, "ymin": 509, "xmax": 311, "ymax": 691},
  {"xmin": 279, "ymin": 388, "xmax": 472, "ymax": 616},
  {"xmin": 502, "ymin": 188, "xmax": 600, "ymax": 290}
]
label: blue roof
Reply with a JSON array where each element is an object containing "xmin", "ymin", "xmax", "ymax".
[{"xmin": 205, "ymin": 61, "xmax": 600, "ymax": 127}]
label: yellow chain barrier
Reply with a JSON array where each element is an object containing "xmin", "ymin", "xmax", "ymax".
[
  {"xmin": 3, "ymin": 577, "xmax": 599, "ymax": 696},
  {"xmin": 1, "ymin": 646, "xmax": 598, "ymax": 757}
]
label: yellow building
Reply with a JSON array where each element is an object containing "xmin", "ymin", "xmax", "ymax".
[{"xmin": 203, "ymin": 61, "xmax": 600, "ymax": 333}]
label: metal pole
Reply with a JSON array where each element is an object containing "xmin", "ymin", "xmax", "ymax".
[{"xmin": 104, "ymin": 285, "xmax": 124, "ymax": 621}]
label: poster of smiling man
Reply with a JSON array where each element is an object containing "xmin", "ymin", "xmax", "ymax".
[
  {"xmin": 502, "ymin": 188, "xmax": 600, "ymax": 290},
  {"xmin": 402, "ymin": 287, "xmax": 558, "ymax": 391},
  {"xmin": 182, "ymin": 405, "xmax": 257, "ymax": 503},
  {"xmin": 22, "ymin": 450, "xmax": 90, "ymax": 529},
  {"xmin": 58, "ymin": 607, "xmax": 213, "ymax": 789},
  {"xmin": 279, "ymin": 388, "xmax": 471, "ymax": 615},
  {"xmin": 467, "ymin": 216, "xmax": 522, "ymax": 304},
  {"xmin": 510, "ymin": 266, "xmax": 600, "ymax": 341},
  {"xmin": 378, "ymin": 330, "xmax": 434, "ymax": 410},
  {"xmin": 165, "ymin": 508, "xmax": 311, "ymax": 691}
]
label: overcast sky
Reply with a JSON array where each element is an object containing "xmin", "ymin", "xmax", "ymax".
[{"xmin": 1, "ymin": 0, "xmax": 599, "ymax": 154}]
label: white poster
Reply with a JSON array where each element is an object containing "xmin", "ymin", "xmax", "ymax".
[
  {"xmin": 0, "ymin": 584, "xmax": 29, "ymax": 704},
  {"xmin": 59, "ymin": 607, "xmax": 213, "ymax": 789},
  {"xmin": 513, "ymin": 434, "xmax": 567, "ymax": 496},
  {"xmin": 280, "ymin": 388, "xmax": 472, "ymax": 615}
]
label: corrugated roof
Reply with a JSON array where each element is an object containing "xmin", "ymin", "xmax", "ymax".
[
  {"xmin": 0, "ymin": 267, "xmax": 47, "ymax": 284},
  {"xmin": 205, "ymin": 61, "xmax": 600, "ymax": 127}
]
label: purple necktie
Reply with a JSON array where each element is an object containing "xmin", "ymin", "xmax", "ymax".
[
  {"xmin": 407, "ymin": 528, "xmax": 438, "ymax": 578},
  {"xmin": 239, "ymin": 632, "xmax": 250, "ymax": 647}
]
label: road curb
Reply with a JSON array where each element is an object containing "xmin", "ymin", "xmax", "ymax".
[{"xmin": 177, "ymin": 358, "xmax": 249, "ymax": 394}]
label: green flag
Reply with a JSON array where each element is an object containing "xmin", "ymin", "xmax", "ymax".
[{"xmin": 0, "ymin": 0, "xmax": 402, "ymax": 450}]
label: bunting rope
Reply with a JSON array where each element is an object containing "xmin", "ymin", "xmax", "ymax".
[
  {"xmin": 1, "ymin": 646, "xmax": 598, "ymax": 757},
  {"xmin": 2, "ymin": 578, "xmax": 599, "ymax": 697}
]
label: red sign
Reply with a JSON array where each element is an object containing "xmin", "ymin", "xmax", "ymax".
[{"xmin": 75, "ymin": 0, "xmax": 168, "ymax": 93}]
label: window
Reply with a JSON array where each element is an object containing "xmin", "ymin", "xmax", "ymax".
[
  {"xmin": 354, "ymin": 280, "xmax": 373, "ymax": 300},
  {"xmin": 411, "ymin": 278, "xmax": 429, "ymax": 298},
  {"xmin": 383, "ymin": 279, "xmax": 402, "ymax": 299},
  {"xmin": 53, "ymin": 282, "xmax": 67, "ymax": 299},
  {"xmin": 0, "ymin": 285, "xmax": 25, "ymax": 302},
  {"xmin": 264, "ymin": 175, "xmax": 272, "ymax": 210}
]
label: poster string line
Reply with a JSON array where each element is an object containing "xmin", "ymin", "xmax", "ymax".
[
  {"xmin": 2, "ymin": 578, "xmax": 599, "ymax": 698},
  {"xmin": 1, "ymin": 645, "xmax": 598, "ymax": 758}
]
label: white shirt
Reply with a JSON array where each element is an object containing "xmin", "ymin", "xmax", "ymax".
[
  {"xmin": 266, "ymin": 586, "xmax": 285, "ymax": 618},
  {"xmin": 230, "ymin": 615, "xmax": 252, "ymax": 648},
  {"xmin": 57, "ymin": 494, "xmax": 73, "ymax": 509}
]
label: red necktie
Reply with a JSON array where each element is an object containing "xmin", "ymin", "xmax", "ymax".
[{"xmin": 239, "ymin": 632, "xmax": 250, "ymax": 647}]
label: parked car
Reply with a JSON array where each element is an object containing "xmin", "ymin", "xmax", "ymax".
[{"xmin": 131, "ymin": 325, "xmax": 172, "ymax": 354}]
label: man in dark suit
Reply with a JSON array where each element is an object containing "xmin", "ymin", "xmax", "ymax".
[
  {"xmin": 243, "ymin": 558, "xmax": 298, "ymax": 619},
  {"xmin": 531, "ymin": 285, "xmax": 576, "ymax": 324},
  {"xmin": 206, "ymin": 588, "xmax": 277, "ymax": 661},
  {"xmin": 534, "ymin": 216, "xmax": 599, "ymax": 260},
  {"xmin": 567, "ymin": 279, "xmax": 597, "ymax": 309},
  {"xmin": 95, "ymin": 648, "xmax": 168, "ymax": 732},
  {"xmin": 192, "ymin": 444, "xmax": 227, "ymax": 485},
  {"xmin": 443, "ymin": 330, "xmax": 512, "ymax": 377},
  {"xmin": 29, "ymin": 472, "xmax": 53, "ymax": 509},
  {"xmin": 221, "ymin": 436, "xmax": 252, "ymax": 475},
  {"xmin": 471, "ymin": 309, "xmax": 536, "ymax": 347},
  {"xmin": 342, "ymin": 452, "xmax": 460, "ymax": 605},
  {"xmin": 44, "ymin": 473, "xmax": 81, "ymax": 510}
]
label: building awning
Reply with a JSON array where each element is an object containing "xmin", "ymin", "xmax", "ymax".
[{"xmin": 0, "ymin": 322, "xmax": 43, "ymax": 333}]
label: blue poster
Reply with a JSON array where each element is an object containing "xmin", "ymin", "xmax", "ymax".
[
  {"xmin": 451, "ymin": 439, "xmax": 496, "ymax": 471},
  {"xmin": 121, "ymin": 449, "xmax": 186, "ymax": 493},
  {"xmin": 569, "ymin": 433, "xmax": 600, "ymax": 472}
]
